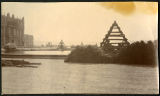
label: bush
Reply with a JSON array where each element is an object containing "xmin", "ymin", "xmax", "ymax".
[
  {"xmin": 65, "ymin": 41, "xmax": 157, "ymax": 67},
  {"xmin": 117, "ymin": 41, "xmax": 157, "ymax": 66},
  {"xmin": 65, "ymin": 45, "xmax": 108, "ymax": 63}
]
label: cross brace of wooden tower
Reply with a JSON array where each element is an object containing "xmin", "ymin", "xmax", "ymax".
[{"xmin": 100, "ymin": 21, "xmax": 130, "ymax": 50}]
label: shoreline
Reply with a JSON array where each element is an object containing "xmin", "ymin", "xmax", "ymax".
[
  {"xmin": 1, "ymin": 54, "xmax": 67, "ymax": 59},
  {"xmin": 3, "ymin": 48, "xmax": 73, "ymax": 51},
  {"xmin": 1, "ymin": 54, "xmax": 157, "ymax": 68}
]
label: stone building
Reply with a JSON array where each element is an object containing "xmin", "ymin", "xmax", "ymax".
[
  {"xmin": 1, "ymin": 13, "xmax": 24, "ymax": 48},
  {"xmin": 24, "ymin": 34, "xmax": 34, "ymax": 48}
]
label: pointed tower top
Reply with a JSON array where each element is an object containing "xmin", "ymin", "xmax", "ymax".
[{"xmin": 113, "ymin": 20, "xmax": 118, "ymax": 25}]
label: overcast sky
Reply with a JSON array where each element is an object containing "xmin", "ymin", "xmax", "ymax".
[{"xmin": 2, "ymin": 2, "xmax": 158, "ymax": 46}]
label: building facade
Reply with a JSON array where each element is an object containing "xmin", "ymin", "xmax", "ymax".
[
  {"xmin": 1, "ymin": 13, "xmax": 24, "ymax": 47},
  {"xmin": 24, "ymin": 34, "xmax": 34, "ymax": 48}
]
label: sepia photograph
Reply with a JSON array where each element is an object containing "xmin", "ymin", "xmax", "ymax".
[{"xmin": 1, "ymin": 2, "xmax": 159, "ymax": 94}]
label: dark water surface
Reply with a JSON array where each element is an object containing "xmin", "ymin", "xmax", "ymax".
[{"xmin": 2, "ymin": 58, "xmax": 159, "ymax": 94}]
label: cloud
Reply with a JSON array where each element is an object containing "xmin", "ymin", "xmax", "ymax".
[{"xmin": 100, "ymin": 2, "xmax": 158, "ymax": 15}]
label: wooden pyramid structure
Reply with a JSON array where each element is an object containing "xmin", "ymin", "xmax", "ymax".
[{"xmin": 100, "ymin": 21, "xmax": 130, "ymax": 52}]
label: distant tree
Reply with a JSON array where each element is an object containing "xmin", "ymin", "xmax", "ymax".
[{"xmin": 118, "ymin": 40, "xmax": 157, "ymax": 66}]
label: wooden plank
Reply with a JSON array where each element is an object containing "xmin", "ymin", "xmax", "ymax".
[
  {"xmin": 108, "ymin": 39, "xmax": 124, "ymax": 40},
  {"xmin": 109, "ymin": 35, "xmax": 123, "ymax": 37},
  {"xmin": 110, "ymin": 43, "xmax": 124, "ymax": 44},
  {"xmin": 111, "ymin": 31, "xmax": 122, "ymax": 33},
  {"xmin": 110, "ymin": 43, "xmax": 119, "ymax": 44}
]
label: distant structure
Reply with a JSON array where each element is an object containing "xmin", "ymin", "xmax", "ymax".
[
  {"xmin": 1, "ymin": 13, "xmax": 24, "ymax": 47},
  {"xmin": 100, "ymin": 21, "xmax": 130, "ymax": 52},
  {"xmin": 41, "ymin": 44, "xmax": 44, "ymax": 47},
  {"xmin": 80, "ymin": 42, "xmax": 84, "ymax": 46},
  {"xmin": 24, "ymin": 34, "xmax": 34, "ymax": 48},
  {"xmin": 57, "ymin": 40, "xmax": 65, "ymax": 50},
  {"xmin": 46, "ymin": 42, "xmax": 53, "ymax": 47},
  {"xmin": 95, "ymin": 43, "xmax": 98, "ymax": 47}
]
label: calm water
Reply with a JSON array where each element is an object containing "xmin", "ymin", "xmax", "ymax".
[
  {"xmin": 4, "ymin": 50, "xmax": 71, "ymax": 55},
  {"xmin": 2, "ymin": 59, "xmax": 159, "ymax": 94}
]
